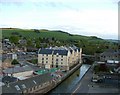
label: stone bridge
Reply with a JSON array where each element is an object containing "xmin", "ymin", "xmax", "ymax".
[{"xmin": 82, "ymin": 54, "xmax": 95, "ymax": 64}]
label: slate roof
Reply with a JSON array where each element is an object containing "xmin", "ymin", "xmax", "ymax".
[
  {"xmin": 53, "ymin": 50, "xmax": 68, "ymax": 55},
  {"xmin": 70, "ymin": 45, "xmax": 78, "ymax": 51},
  {"xmin": 2, "ymin": 73, "xmax": 53, "ymax": 93},
  {"xmin": 39, "ymin": 48, "xmax": 53, "ymax": 54},
  {"xmin": 2, "ymin": 76, "xmax": 18, "ymax": 83},
  {"xmin": 3, "ymin": 65, "xmax": 33, "ymax": 74},
  {"xmin": 39, "ymin": 48, "xmax": 68, "ymax": 55},
  {"xmin": 100, "ymin": 49, "xmax": 120, "ymax": 56},
  {"xmin": 38, "ymin": 46, "xmax": 80, "ymax": 55}
]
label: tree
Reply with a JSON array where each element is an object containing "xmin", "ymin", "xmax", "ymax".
[
  {"xmin": 36, "ymin": 41, "xmax": 40, "ymax": 48},
  {"xmin": 27, "ymin": 39, "xmax": 33, "ymax": 47},
  {"xmin": 9, "ymin": 35, "xmax": 19, "ymax": 44},
  {"xmin": 11, "ymin": 59, "xmax": 19, "ymax": 65},
  {"xmin": 93, "ymin": 64, "xmax": 109, "ymax": 73}
]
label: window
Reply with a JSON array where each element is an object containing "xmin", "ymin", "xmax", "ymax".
[
  {"xmin": 61, "ymin": 59, "xmax": 63, "ymax": 61},
  {"xmin": 42, "ymin": 61, "xmax": 44, "ymax": 64},
  {"xmin": 39, "ymin": 85, "xmax": 42, "ymax": 88},
  {"xmin": 33, "ymin": 80, "xmax": 37, "ymax": 84},
  {"xmin": 35, "ymin": 86, "xmax": 38, "ymax": 89},
  {"xmin": 42, "ymin": 54, "xmax": 44, "ymax": 56},
  {"xmin": 56, "ymin": 59, "xmax": 58, "ymax": 61},
  {"xmin": 33, "ymin": 86, "xmax": 36, "ymax": 90},
  {"xmin": 52, "ymin": 64, "xmax": 53, "ymax": 67},
  {"xmin": 61, "ymin": 55, "xmax": 63, "ymax": 57},
  {"xmin": 42, "ymin": 58, "xmax": 44, "ymax": 60},
  {"xmin": 46, "ymin": 61, "xmax": 48, "ymax": 63},
  {"xmin": 61, "ymin": 62, "xmax": 63, "ymax": 64},
  {"xmin": 21, "ymin": 84, "xmax": 26, "ymax": 89},
  {"xmin": 46, "ymin": 54, "xmax": 48, "ymax": 56},
  {"xmin": 23, "ymin": 90, "xmax": 27, "ymax": 93},
  {"xmin": 46, "ymin": 58, "xmax": 48, "ymax": 60},
  {"xmin": 57, "ymin": 55, "xmax": 59, "ymax": 57},
  {"xmin": 15, "ymin": 85, "xmax": 20, "ymax": 91},
  {"xmin": 30, "ymin": 88, "xmax": 32, "ymax": 91}
]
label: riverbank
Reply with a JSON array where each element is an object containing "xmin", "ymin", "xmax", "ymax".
[
  {"xmin": 47, "ymin": 64, "xmax": 91, "ymax": 94},
  {"xmin": 44, "ymin": 63, "xmax": 83, "ymax": 94}
]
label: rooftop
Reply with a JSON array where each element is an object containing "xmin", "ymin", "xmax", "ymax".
[
  {"xmin": 38, "ymin": 46, "xmax": 80, "ymax": 55},
  {"xmin": 3, "ymin": 65, "xmax": 33, "ymax": 74},
  {"xmin": 2, "ymin": 73, "xmax": 53, "ymax": 93}
]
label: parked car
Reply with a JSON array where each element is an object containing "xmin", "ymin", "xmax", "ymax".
[{"xmin": 91, "ymin": 77, "xmax": 103, "ymax": 83}]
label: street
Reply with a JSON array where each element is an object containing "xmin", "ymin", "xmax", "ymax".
[{"xmin": 71, "ymin": 64, "xmax": 120, "ymax": 94}]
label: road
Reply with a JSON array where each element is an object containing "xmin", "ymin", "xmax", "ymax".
[
  {"xmin": 71, "ymin": 64, "xmax": 120, "ymax": 94},
  {"xmin": 72, "ymin": 65, "xmax": 92, "ymax": 94}
]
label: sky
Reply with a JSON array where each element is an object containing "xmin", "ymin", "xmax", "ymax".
[{"xmin": 0, "ymin": 0, "xmax": 119, "ymax": 39}]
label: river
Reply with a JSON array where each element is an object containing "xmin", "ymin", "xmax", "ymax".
[{"xmin": 48, "ymin": 64, "xmax": 91, "ymax": 94}]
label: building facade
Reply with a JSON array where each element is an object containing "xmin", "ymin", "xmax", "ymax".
[
  {"xmin": 100, "ymin": 49, "xmax": 120, "ymax": 62},
  {"xmin": 38, "ymin": 46, "xmax": 82, "ymax": 70}
]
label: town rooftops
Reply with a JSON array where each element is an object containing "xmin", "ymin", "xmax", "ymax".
[
  {"xmin": 3, "ymin": 65, "xmax": 33, "ymax": 74},
  {"xmin": 100, "ymin": 49, "xmax": 120, "ymax": 56},
  {"xmin": 2, "ymin": 73, "xmax": 53, "ymax": 93}
]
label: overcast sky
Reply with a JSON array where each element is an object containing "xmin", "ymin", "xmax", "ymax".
[{"xmin": 0, "ymin": 0, "xmax": 119, "ymax": 39}]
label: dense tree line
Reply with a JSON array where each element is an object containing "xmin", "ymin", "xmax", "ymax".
[{"xmin": 8, "ymin": 35, "xmax": 118, "ymax": 55}]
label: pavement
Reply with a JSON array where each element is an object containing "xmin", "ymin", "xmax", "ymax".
[{"xmin": 72, "ymin": 64, "xmax": 120, "ymax": 94}]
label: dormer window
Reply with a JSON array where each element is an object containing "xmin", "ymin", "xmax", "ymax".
[{"xmin": 56, "ymin": 53, "xmax": 59, "ymax": 57}]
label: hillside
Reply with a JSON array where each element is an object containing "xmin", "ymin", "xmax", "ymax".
[
  {"xmin": 1, "ymin": 28, "xmax": 103, "ymax": 42},
  {"xmin": 2, "ymin": 28, "xmax": 117, "ymax": 55}
]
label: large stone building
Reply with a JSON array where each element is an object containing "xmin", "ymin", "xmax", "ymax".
[{"xmin": 38, "ymin": 46, "xmax": 82, "ymax": 70}]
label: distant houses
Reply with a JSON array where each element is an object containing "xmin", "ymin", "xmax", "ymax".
[
  {"xmin": 100, "ymin": 49, "xmax": 120, "ymax": 62},
  {"xmin": 38, "ymin": 46, "xmax": 82, "ymax": 71}
]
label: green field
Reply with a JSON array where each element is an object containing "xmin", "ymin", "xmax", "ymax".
[{"xmin": 1, "ymin": 28, "xmax": 104, "ymax": 41}]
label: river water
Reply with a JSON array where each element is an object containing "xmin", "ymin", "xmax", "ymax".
[{"xmin": 48, "ymin": 64, "xmax": 91, "ymax": 94}]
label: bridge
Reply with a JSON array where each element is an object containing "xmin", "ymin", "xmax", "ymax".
[{"xmin": 82, "ymin": 54, "xmax": 95, "ymax": 64}]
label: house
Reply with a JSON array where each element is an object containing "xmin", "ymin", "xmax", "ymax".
[
  {"xmin": 3, "ymin": 65, "xmax": 34, "ymax": 78},
  {"xmin": 18, "ymin": 39, "xmax": 27, "ymax": 45},
  {"xmin": 2, "ymin": 73, "xmax": 53, "ymax": 94},
  {"xmin": 38, "ymin": 46, "xmax": 82, "ymax": 71},
  {"xmin": 100, "ymin": 49, "xmax": 120, "ymax": 62},
  {"xmin": 2, "ymin": 59, "xmax": 12, "ymax": 69}
]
